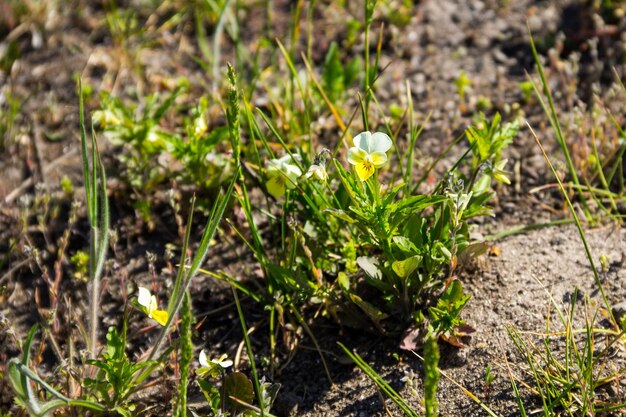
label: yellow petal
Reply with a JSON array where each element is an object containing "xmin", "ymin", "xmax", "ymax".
[
  {"xmin": 370, "ymin": 152, "xmax": 388, "ymax": 168},
  {"xmin": 266, "ymin": 175, "xmax": 286, "ymax": 198},
  {"xmin": 150, "ymin": 309, "xmax": 169, "ymax": 326},
  {"xmin": 355, "ymin": 161, "xmax": 375, "ymax": 181}
]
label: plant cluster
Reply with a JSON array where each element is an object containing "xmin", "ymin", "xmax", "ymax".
[{"xmin": 4, "ymin": 1, "xmax": 626, "ymax": 417}]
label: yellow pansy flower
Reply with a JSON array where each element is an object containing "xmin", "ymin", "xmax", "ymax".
[
  {"xmin": 265, "ymin": 154, "xmax": 302, "ymax": 198},
  {"xmin": 137, "ymin": 286, "xmax": 168, "ymax": 326},
  {"xmin": 347, "ymin": 131, "xmax": 392, "ymax": 181}
]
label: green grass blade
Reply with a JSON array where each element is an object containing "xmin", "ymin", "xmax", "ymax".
[
  {"xmin": 338, "ymin": 342, "xmax": 418, "ymax": 417},
  {"xmin": 232, "ymin": 287, "xmax": 265, "ymax": 416},
  {"xmin": 529, "ymin": 123, "xmax": 614, "ymax": 323},
  {"xmin": 527, "ymin": 28, "xmax": 591, "ymax": 220},
  {"xmin": 174, "ymin": 291, "xmax": 193, "ymax": 417},
  {"xmin": 148, "ymin": 168, "xmax": 238, "ymax": 362}
]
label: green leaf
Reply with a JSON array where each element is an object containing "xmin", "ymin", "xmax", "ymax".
[
  {"xmin": 260, "ymin": 379, "xmax": 281, "ymax": 413},
  {"xmin": 223, "ymin": 372, "xmax": 255, "ymax": 412},
  {"xmin": 338, "ymin": 272, "xmax": 351, "ymax": 292},
  {"xmin": 390, "ymin": 195, "xmax": 446, "ymax": 215},
  {"xmin": 349, "ymin": 293, "xmax": 390, "ymax": 325},
  {"xmin": 324, "ymin": 208, "xmax": 356, "ymax": 224},
  {"xmin": 392, "ymin": 256, "xmax": 420, "ymax": 278},
  {"xmin": 392, "ymin": 236, "xmax": 418, "ymax": 253},
  {"xmin": 106, "ymin": 326, "xmax": 124, "ymax": 360},
  {"xmin": 197, "ymin": 380, "xmax": 221, "ymax": 414}
]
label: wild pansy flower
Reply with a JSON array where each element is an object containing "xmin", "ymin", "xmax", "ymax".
[
  {"xmin": 347, "ymin": 131, "xmax": 392, "ymax": 181},
  {"xmin": 265, "ymin": 154, "xmax": 302, "ymax": 198},
  {"xmin": 304, "ymin": 163, "xmax": 328, "ymax": 182},
  {"xmin": 198, "ymin": 349, "xmax": 233, "ymax": 377},
  {"xmin": 304, "ymin": 149, "xmax": 331, "ymax": 182},
  {"xmin": 137, "ymin": 286, "xmax": 168, "ymax": 326}
]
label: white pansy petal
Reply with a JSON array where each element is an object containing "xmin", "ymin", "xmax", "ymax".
[
  {"xmin": 371, "ymin": 132, "xmax": 392, "ymax": 153},
  {"xmin": 283, "ymin": 163, "xmax": 302, "ymax": 178},
  {"xmin": 149, "ymin": 295, "xmax": 158, "ymax": 313},
  {"xmin": 220, "ymin": 359, "xmax": 233, "ymax": 368},
  {"xmin": 266, "ymin": 159, "xmax": 279, "ymax": 172},
  {"xmin": 347, "ymin": 147, "xmax": 367, "ymax": 165},
  {"xmin": 353, "ymin": 131, "xmax": 373, "ymax": 153},
  {"xmin": 199, "ymin": 350, "xmax": 210, "ymax": 368},
  {"xmin": 370, "ymin": 152, "xmax": 388, "ymax": 168},
  {"xmin": 277, "ymin": 154, "xmax": 294, "ymax": 165},
  {"xmin": 137, "ymin": 287, "xmax": 151, "ymax": 308}
]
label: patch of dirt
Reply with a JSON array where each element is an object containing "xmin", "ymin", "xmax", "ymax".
[
  {"xmin": 263, "ymin": 225, "xmax": 626, "ymax": 417},
  {"xmin": 1, "ymin": 0, "xmax": 626, "ymax": 416}
]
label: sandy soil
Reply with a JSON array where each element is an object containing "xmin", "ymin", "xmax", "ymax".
[{"xmin": 1, "ymin": 0, "xmax": 625, "ymax": 416}]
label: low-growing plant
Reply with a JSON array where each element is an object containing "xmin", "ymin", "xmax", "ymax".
[
  {"xmin": 8, "ymin": 81, "xmax": 242, "ymax": 416},
  {"xmin": 225, "ymin": 48, "xmax": 518, "ymax": 346},
  {"xmin": 506, "ymin": 286, "xmax": 626, "ymax": 415},
  {"xmin": 0, "ymin": 88, "xmax": 20, "ymax": 150},
  {"xmin": 93, "ymin": 85, "xmax": 186, "ymax": 193},
  {"xmin": 93, "ymin": 83, "xmax": 235, "ymax": 218}
]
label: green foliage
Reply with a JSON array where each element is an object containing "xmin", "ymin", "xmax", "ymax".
[
  {"xmin": 466, "ymin": 113, "xmax": 517, "ymax": 170},
  {"xmin": 174, "ymin": 291, "xmax": 194, "ymax": 417},
  {"xmin": 8, "ymin": 325, "xmax": 105, "ymax": 416},
  {"xmin": 70, "ymin": 249, "xmax": 89, "ymax": 282},
  {"xmin": 94, "ymin": 83, "xmax": 235, "ymax": 200},
  {"xmin": 196, "ymin": 366, "xmax": 280, "ymax": 416},
  {"xmin": 428, "ymin": 280, "xmax": 471, "ymax": 339},
  {"xmin": 93, "ymin": 85, "xmax": 186, "ymax": 191},
  {"xmin": 84, "ymin": 326, "xmax": 160, "ymax": 416},
  {"xmin": 234, "ymin": 110, "xmax": 515, "ymax": 340},
  {"xmin": 454, "ymin": 71, "xmax": 471, "ymax": 103},
  {"xmin": 339, "ymin": 342, "xmax": 419, "ymax": 417},
  {"xmin": 506, "ymin": 288, "xmax": 626, "ymax": 415},
  {"xmin": 321, "ymin": 41, "xmax": 361, "ymax": 103},
  {"xmin": 484, "ymin": 364, "xmax": 495, "ymax": 387},
  {"xmin": 168, "ymin": 104, "xmax": 234, "ymax": 190},
  {"xmin": 0, "ymin": 89, "xmax": 20, "ymax": 149},
  {"xmin": 79, "ymin": 79, "xmax": 110, "ymax": 358},
  {"xmin": 423, "ymin": 332, "xmax": 440, "ymax": 417}
]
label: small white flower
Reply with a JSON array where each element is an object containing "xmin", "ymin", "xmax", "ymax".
[
  {"xmin": 265, "ymin": 154, "xmax": 302, "ymax": 198},
  {"xmin": 304, "ymin": 163, "xmax": 328, "ymax": 182},
  {"xmin": 347, "ymin": 131, "xmax": 392, "ymax": 181},
  {"xmin": 198, "ymin": 350, "xmax": 233, "ymax": 376}
]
